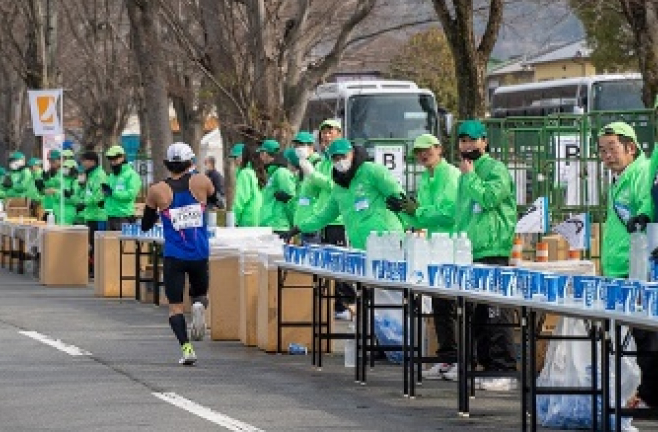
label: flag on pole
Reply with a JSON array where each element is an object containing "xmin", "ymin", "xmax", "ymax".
[
  {"xmin": 516, "ymin": 196, "xmax": 549, "ymax": 234},
  {"xmin": 28, "ymin": 89, "xmax": 63, "ymax": 136},
  {"xmin": 553, "ymin": 213, "xmax": 590, "ymax": 250}
]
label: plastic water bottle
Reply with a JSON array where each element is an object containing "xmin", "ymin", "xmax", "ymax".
[
  {"xmin": 406, "ymin": 232, "xmax": 430, "ymax": 284},
  {"xmin": 344, "ymin": 320, "xmax": 356, "ymax": 368},
  {"xmin": 366, "ymin": 231, "xmax": 380, "ymax": 278},
  {"xmin": 454, "ymin": 232, "xmax": 473, "ymax": 265},
  {"xmin": 630, "ymin": 229, "xmax": 649, "ymax": 281},
  {"xmin": 46, "ymin": 211, "xmax": 55, "ymax": 226},
  {"xmin": 430, "ymin": 232, "xmax": 454, "ymax": 264}
]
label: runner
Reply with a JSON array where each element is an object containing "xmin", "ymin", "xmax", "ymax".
[{"xmin": 141, "ymin": 142, "xmax": 217, "ymax": 365}]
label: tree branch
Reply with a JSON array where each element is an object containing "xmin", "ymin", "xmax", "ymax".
[
  {"xmin": 477, "ymin": 0, "xmax": 504, "ymax": 58},
  {"xmin": 344, "ymin": 18, "xmax": 438, "ymax": 51}
]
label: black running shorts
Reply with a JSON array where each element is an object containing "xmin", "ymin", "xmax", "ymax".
[{"xmin": 163, "ymin": 257, "xmax": 209, "ymax": 304}]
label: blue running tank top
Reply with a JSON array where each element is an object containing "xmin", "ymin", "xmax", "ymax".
[{"xmin": 161, "ymin": 174, "xmax": 209, "ymax": 260}]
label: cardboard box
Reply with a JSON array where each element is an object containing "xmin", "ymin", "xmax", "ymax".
[
  {"xmin": 94, "ymin": 232, "xmax": 138, "ymax": 298},
  {"xmin": 256, "ymin": 254, "xmax": 327, "ymax": 353},
  {"xmin": 239, "ymin": 252, "xmax": 260, "ymax": 346},
  {"xmin": 209, "ymin": 250, "xmax": 241, "ymax": 341},
  {"xmin": 39, "ymin": 227, "xmax": 89, "ymax": 286}
]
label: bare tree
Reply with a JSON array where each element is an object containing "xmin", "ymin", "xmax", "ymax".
[
  {"xmin": 126, "ymin": 0, "xmax": 172, "ymax": 182},
  {"xmin": 430, "ymin": 0, "xmax": 504, "ymax": 118},
  {"xmin": 59, "ymin": 0, "xmax": 137, "ymax": 150}
]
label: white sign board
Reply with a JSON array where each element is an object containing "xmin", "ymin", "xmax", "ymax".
[
  {"xmin": 516, "ymin": 196, "xmax": 549, "ymax": 234},
  {"xmin": 28, "ymin": 89, "xmax": 64, "ymax": 136},
  {"xmin": 554, "ymin": 134, "xmax": 602, "ymax": 206},
  {"xmin": 42, "ymin": 134, "xmax": 65, "ymax": 171},
  {"xmin": 553, "ymin": 213, "xmax": 590, "ymax": 250},
  {"xmin": 374, "ymin": 145, "xmax": 405, "ymax": 187}
]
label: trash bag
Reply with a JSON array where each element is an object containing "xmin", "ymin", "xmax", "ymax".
[
  {"xmin": 536, "ymin": 317, "xmax": 640, "ymax": 431},
  {"xmin": 372, "ymin": 289, "xmax": 406, "ymax": 364}
]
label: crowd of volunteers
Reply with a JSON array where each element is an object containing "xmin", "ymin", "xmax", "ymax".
[
  {"xmin": 224, "ymin": 118, "xmax": 658, "ymax": 405},
  {"xmin": 2, "ymin": 117, "xmax": 656, "ymax": 403}
]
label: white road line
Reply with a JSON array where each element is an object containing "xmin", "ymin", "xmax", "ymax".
[
  {"xmin": 153, "ymin": 392, "xmax": 265, "ymax": 432},
  {"xmin": 18, "ymin": 331, "xmax": 92, "ymax": 356}
]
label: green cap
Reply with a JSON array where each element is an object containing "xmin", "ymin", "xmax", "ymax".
[
  {"xmin": 62, "ymin": 149, "xmax": 75, "ymax": 158},
  {"xmin": 257, "ymin": 139, "xmax": 280, "ymax": 154},
  {"xmin": 229, "ymin": 143, "xmax": 245, "ymax": 158},
  {"xmin": 47, "ymin": 149, "xmax": 61, "ymax": 160},
  {"xmin": 413, "ymin": 134, "xmax": 440, "ymax": 150},
  {"xmin": 283, "ymin": 147, "xmax": 299, "ymax": 167},
  {"xmin": 598, "ymin": 121, "xmax": 638, "ymax": 142},
  {"xmin": 292, "ymin": 131, "xmax": 315, "ymax": 144},
  {"xmin": 62, "ymin": 159, "xmax": 78, "ymax": 169},
  {"xmin": 27, "ymin": 157, "xmax": 43, "ymax": 167},
  {"xmin": 106, "ymin": 145, "xmax": 126, "ymax": 158},
  {"xmin": 319, "ymin": 119, "xmax": 342, "ymax": 130},
  {"xmin": 457, "ymin": 120, "xmax": 487, "ymax": 139},
  {"xmin": 327, "ymin": 139, "xmax": 353, "ymax": 157},
  {"xmin": 9, "ymin": 151, "xmax": 25, "ymax": 161}
]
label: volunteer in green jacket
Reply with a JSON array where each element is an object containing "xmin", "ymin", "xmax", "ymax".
[
  {"xmin": 284, "ymin": 139, "xmax": 405, "ymax": 250},
  {"xmin": 60, "ymin": 159, "xmax": 82, "ymax": 225},
  {"xmin": 39, "ymin": 149, "xmax": 65, "ymax": 221},
  {"xmin": 283, "ymin": 147, "xmax": 301, "ymax": 225},
  {"xmin": 598, "ymin": 122, "xmax": 658, "ymax": 408},
  {"xmin": 3, "ymin": 152, "xmax": 36, "ymax": 199},
  {"xmin": 387, "ymin": 133, "xmax": 461, "ymax": 381},
  {"xmin": 230, "ymin": 143, "xmax": 264, "ymax": 227},
  {"xmin": 303, "ymin": 121, "xmax": 354, "ymax": 318},
  {"xmin": 103, "ymin": 145, "xmax": 142, "ymax": 230},
  {"xmin": 79, "ymin": 151, "xmax": 108, "ymax": 278},
  {"xmin": 0, "ymin": 167, "xmax": 6, "ymax": 199},
  {"xmin": 290, "ymin": 131, "xmax": 323, "ymax": 244},
  {"xmin": 454, "ymin": 120, "xmax": 518, "ymax": 391},
  {"xmin": 28, "ymin": 158, "xmax": 43, "ymax": 186},
  {"xmin": 258, "ymin": 139, "xmax": 296, "ymax": 233}
]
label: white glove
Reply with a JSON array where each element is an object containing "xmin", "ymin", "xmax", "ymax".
[{"xmin": 299, "ymin": 159, "xmax": 315, "ymax": 175}]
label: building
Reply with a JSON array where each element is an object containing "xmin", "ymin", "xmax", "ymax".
[{"xmin": 486, "ymin": 39, "xmax": 596, "ymax": 106}]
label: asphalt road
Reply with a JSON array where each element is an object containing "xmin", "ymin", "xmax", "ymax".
[{"xmin": 0, "ymin": 269, "xmax": 653, "ymax": 431}]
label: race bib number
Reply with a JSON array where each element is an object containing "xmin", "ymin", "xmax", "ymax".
[
  {"xmin": 169, "ymin": 203, "xmax": 204, "ymax": 231},
  {"xmin": 115, "ymin": 183, "xmax": 125, "ymax": 191},
  {"xmin": 355, "ymin": 197, "xmax": 369, "ymax": 212},
  {"xmin": 473, "ymin": 203, "xmax": 483, "ymax": 214},
  {"xmin": 614, "ymin": 202, "xmax": 631, "ymax": 224},
  {"xmin": 299, "ymin": 197, "xmax": 311, "ymax": 206}
]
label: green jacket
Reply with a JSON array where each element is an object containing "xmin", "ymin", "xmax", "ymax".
[
  {"xmin": 82, "ymin": 166, "xmax": 108, "ymax": 222},
  {"xmin": 299, "ymin": 161, "xmax": 404, "ymax": 250},
  {"xmin": 32, "ymin": 169, "xmax": 44, "ymax": 202},
  {"xmin": 260, "ymin": 164, "xmax": 296, "ymax": 231},
  {"xmin": 59, "ymin": 176, "xmax": 81, "ymax": 225},
  {"xmin": 307, "ymin": 152, "xmax": 342, "ymax": 226},
  {"xmin": 400, "ymin": 159, "xmax": 460, "ymax": 236},
  {"xmin": 293, "ymin": 153, "xmax": 322, "ymax": 226},
  {"xmin": 453, "ymin": 154, "xmax": 517, "ymax": 260},
  {"xmin": 4, "ymin": 167, "xmax": 36, "ymax": 199},
  {"xmin": 602, "ymin": 154, "xmax": 652, "ymax": 277},
  {"xmin": 42, "ymin": 168, "xmax": 63, "ymax": 213},
  {"xmin": 73, "ymin": 178, "xmax": 86, "ymax": 224},
  {"xmin": 106, "ymin": 163, "xmax": 141, "ymax": 218},
  {"xmin": 233, "ymin": 165, "xmax": 262, "ymax": 227}
]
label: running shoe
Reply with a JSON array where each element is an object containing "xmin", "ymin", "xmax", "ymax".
[{"xmin": 179, "ymin": 342, "xmax": 197, "ymax": 365}]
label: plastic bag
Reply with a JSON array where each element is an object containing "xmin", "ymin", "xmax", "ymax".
[
  {"xmin": 372, "ymin": 289, "xmax": 406, "ymax": 364},
  {"xmin": 536, "ymin": 317, "xmax": 640, "ymax": 430}
]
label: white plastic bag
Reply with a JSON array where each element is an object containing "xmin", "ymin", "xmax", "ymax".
[
  {"xmin": 536, "ymin": 317, "xmax": 640, "ymax": 430},
  {"xmin": 372, "ymin": 289, "xmax": 406, "ymax": 364}
]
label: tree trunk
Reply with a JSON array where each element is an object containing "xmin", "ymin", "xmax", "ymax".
[
  {"xmin": 621, "ymin": 0, "xmax": 658, "ymax": 108},
  {"xmin": 454, "ymin": 54, "xmax": 487, "ymax": 119},
  {"xmin": 126, "ymin": 0, "xmax": 171, "ymax": 182}
]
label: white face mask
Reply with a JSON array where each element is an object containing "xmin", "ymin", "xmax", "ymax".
[
  {"xmin": 9, "ymin": 160, "xmax": 22, "ymax": 170},
  {"xmin": 295, "ymin": 146, "xmax": 310, "ymax": 160},
  {"xmin": 333, "ymin": 159, "xmax": 351, "ymax": 173},
  {"xmin": 62, "ymin": 168, "xmax": 71, "ymax": 177}
]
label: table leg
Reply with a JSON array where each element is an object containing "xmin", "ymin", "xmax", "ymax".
[
  {"xmin": 355, "ymin": 282, "xmax": 362, "ymax": 383},
  {"xmin": 403, "ymin": 288, "xmax": 409, "ymax": 397},
  {"xmin": 317, "ymin": 278, "xmax": 324, "ymax": 370},
  {"xmin": 457, "ymin": 296, "xmax": 466, "ymax": 416},
  {"xmin": 529, "ymin": 309, "xmax": 537, "ymax": 432},
  {"xmin": 615, "ymin": 323, "xmax": 622, "ymax": 432},
  {"xmin": 408, "ymin": 290, "xmax": 416, "ymax": 398},
  {"xmin": 521, "ymin": 307, "xmax": 528, "ymax": 431},
  {"xmin": 601, "ymin": 319, "xmax": 611, "ymax": 432},
  {"xmin": 416, "ymin": 294, "xmax": 423, "ymax": 386},
  {"xmin": 134, "ymin": 241, "xmax": 142, "ymax": 302},
  {"xmin": 592, "ymin": 321, "xmax": 599, "ymax": 432},
  {"xmin": 361, "ymin": 286, "xmax": 369, "ymax": 385},
  {"xmin": 18, "ymin": 238, "xmax": 24, "ymax": 275}
]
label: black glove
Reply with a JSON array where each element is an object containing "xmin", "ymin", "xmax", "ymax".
[
  {"xmin": 401, "ymin": 196, "xmax": 419, "ymax": 216},
  {"xmin": 274, "ymin": 191, "xmax": 293, "ymax": 203},
  {"xmin": 627, "ymin": 214, "xmax": 651, "ymax": 233},
  {"xmin": 75, "ymin": 203, "xmax": 85, "ymax": 213},
  {"xmin": 64, "ymin": 189, "xmax": 72, "ymax": 198},
  {"xmin": 35, "ymin": 179, "xmax": 45, "ymax": 191},
  {"xmin": 101, "ymin": 183, "xmax": 112, "ymax": 196},
  {"xmin": 98, "ymin": 200, "xmax": 105, "ymax": 209},
  {"xmin": 2, "ymin": 176, "xmax": 12, "ymax": 189},
  {"xmin": 385, "ymin": 194, "xmax": 405, "ymax": 212},
  {"xmin": 279, "ymin": 226, "xmax": 301, "ymax": 242},
  {"xmin": 42, "ymin": 171, "xmax": 51, "ymax": 181}
]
